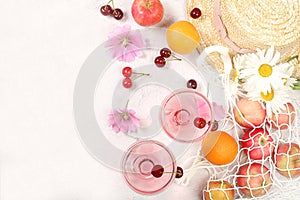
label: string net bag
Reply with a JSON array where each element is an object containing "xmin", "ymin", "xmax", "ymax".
[{"xmin": 176, "ymin": 46, "xmax": 300, "ymax": 199}]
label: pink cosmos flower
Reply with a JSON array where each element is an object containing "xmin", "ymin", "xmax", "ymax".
[
  {"xmin": 108, "ymin": 109, "xmax": 140, "ymax": 133},
  {"xmin": 105, "ymin": 25, "xmax": 145, "ymax": 62}
]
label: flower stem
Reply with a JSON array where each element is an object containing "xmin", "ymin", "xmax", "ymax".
[{"xmin": 125, "ymin": 99, "xmax": 129, "ymax": 109}]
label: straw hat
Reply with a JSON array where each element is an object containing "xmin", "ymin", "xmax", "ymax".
[{"xmin": 186, "ymin": 0, "xmax": 300, "ymax": 78}]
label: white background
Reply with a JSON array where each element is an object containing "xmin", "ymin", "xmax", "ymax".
[
  {"xmin": 0, "ymin": 0, "xmax": 200, "ymax": 199},
  {"xmin": 1, "ymin": 0, "xmax": 300, "ymax": 200}
]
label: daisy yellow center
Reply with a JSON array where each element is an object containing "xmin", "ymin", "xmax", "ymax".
[
  {"xmin": 260, "ymin": 89, "xmax": 274, "ymax": 101},
  {"xmin": 282, "ymin": 78, "xmax": 288, "ymax": 86},
  {"xmin": 230, "ymin": 69, "xmax": 238, "ymax": 82},
  {"xmin": 233, "ymin": 70, "xmax": 238, "ymax": 81},
  {"xmin": 258, "ymin": 64, "xmax": 273, "ymax": 77}
]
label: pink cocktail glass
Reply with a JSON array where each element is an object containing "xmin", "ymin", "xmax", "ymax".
[
  {"xmin": 160, "ymin": 89, "xmax": 213, "ymax": 143},
  {"xmin": 121, "ymin": 140, "xmax": 176, "ymax": 195}
]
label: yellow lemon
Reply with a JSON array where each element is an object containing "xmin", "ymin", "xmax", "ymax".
[{"xmin": 166, "ymin": 21, "xmax": 200, "ymax": 54}]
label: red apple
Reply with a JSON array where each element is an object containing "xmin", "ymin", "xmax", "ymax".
[
  {"xmin": 131, "ymin": 0, "xmax": 164, "ymax": 26},
  {"xmin": 269, "ymin": 103, "xmax": 295, "ymax": 130},
  {"xmin": 241, "ymin": 128, "xmax": 274, "ymax": 160},
  {"xmin": 237, "ymin": 163, "xmax": 272, "ymax": 197},
  {"xmin": 274, "ymin": 142, "xmax": 300, "ymax": 178},
  {"xmin": 203, "ymin": 180, "xmax": 235, "ymax": 200},
  {"xmin": 233, "ymin": 98, "xmax": 266, "ymax": 128}
]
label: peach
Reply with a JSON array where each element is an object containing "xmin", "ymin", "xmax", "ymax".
[
  {"xmin": 233, "ymin": 98, "xmax": 266, "ymax": 128},
  {"xmin": 237, "ymin": 163, "xmax": 272, "ymax": 197},
  {"xmin": 269, "ymin": 103, "xmax": 295, "ymax": 130},
  {"xmin": 241, "ymin": 128, "xmax": 274, "ymax": 160},
  {"xmin": 274, "ymin": 142, "xmax": 300, "ymax": 178},
  {"xmin": 203, "ymin": 180, "xmax": 234, "ymax": 200}
]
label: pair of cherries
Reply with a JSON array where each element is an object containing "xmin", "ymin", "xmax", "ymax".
[
  {"xmin": 100, "ymin": 0, "xmax": 123, "ymax": 20},
  {"xmin": 154, "ymin": 48, "xmax": 182, "ymax": 68},
  {"xmin": 151, "ymin": 165, "xmax": 183, "ymax": 179},
  {"xmin": 122, "ymin": 67, "xmax": 149, "ymax": 89},
  {"xmin": 194, "ymin": 117, "xmax": 218, "ymax": 131}
]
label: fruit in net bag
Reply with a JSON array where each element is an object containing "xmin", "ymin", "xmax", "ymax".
[
  {"xmin": 201, "ymin": 131, "xmax": 238, "ymax": 165},
  {"xmin": 241, "ymin": 128, "xmax": 274, "ymax": 160},
  {"xmin": 269, "ymin": 103, "xmax": 295, "ymax": 130},
  {"xmin": 274, "ymin": 142, "xmax": 300, "ymax": 178},
  {"xmin": 237, "ymin": 163, "xmax": 272, "ymax": 197},
  {"xmin": 233, "ymin": 98, "xmax": 266, "ymax": 128},
  {"xmin": 203, "ymin": 180, "xmax": 235, "ymax": 200}
]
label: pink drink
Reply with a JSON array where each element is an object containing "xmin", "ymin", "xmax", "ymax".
[
  {"xmin": 160, "ymin": 89, "xmax": 213, "ymax": 143},
  {"xmin": 122, "ymin": 140, "xmax": 176, "ymax": 195}
]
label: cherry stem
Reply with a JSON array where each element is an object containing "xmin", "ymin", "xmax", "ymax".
[
  {"xmin": 163, "ymin": 171, "xmax": 182, "ymax": 175},
  {"xmin": 106, "ymin": 0, "xmax": 114, "ymax": 8},
  {"xmin": 132, "ymin": 73, "xmax": 150, "ymax": 81},
  {"xmin": 132, "ymin": 72, "xmax": 149, "ymax": 75},
  {"xmin": 167, "ymin": 57, "xmax": 182, "ymax": 62},
  {"xmin": 170, "ymin": 54, "xmax": 182, "ymax": 61}
]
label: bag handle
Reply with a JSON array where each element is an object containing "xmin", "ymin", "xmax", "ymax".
[{"xmin": 198, "ymin": 46, "xmax": 233, "ymax": 74}]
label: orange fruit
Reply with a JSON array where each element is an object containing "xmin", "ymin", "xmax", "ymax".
[
  {"xmin": 166, "ymin": 20, "xmax": 200, "ymax": 54},
  {"xmin": 201, "ymin": 131, "xmax": 238, "ymax": 165}
]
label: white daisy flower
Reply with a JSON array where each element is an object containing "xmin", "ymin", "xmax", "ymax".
[
  {"xmin": 233, "ymin": 53, "xmax": 248, "ymax": 79},
  {"xmin": 276, "ymin": 63, "xmax": 297, "ymax": 88},
  {"xmin": 239, "ymin": 46, "xmax": 289, "ymax": 93},
  {"xmin": 228, "ymin": 54, "xmax": 248, "ymax": 97},
  {"xmin": 247, "ymin": 86, "xmax": 291, "ymax": 117}
]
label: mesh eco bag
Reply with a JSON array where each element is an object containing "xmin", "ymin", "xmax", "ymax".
[
  {"xmin": 177, "ymin": 46, "xmax": 300, "ymax": 199},
  {"xmin": 186, "ymin": 0, "xmax": 300, "ymax": 78}
]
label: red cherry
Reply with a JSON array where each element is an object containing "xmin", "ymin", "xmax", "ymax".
[
  {"xmin": 122, "ymin": 77, "xmax": 132, "ymax": 88},
  {"xmin": 187, "ymin": 79, "xmax": 197, "ymax": 89},
  {"xmin": 151, "ymin": 165, "xmax": 164, "ymax": 178},
  {"xmin": 175, "ymin": 167, "xmax": 184, "ymax": 178},
  {"xmin": 154, "ymin": 56, "xmax": 166, "ymax": 67},
  {"xmin": 160, "ymin": 48, "xmax": 172, "ymax": 58},
  {"xmin": 190, "ymin": 8, "xmax": 202, "ymax": 19},
  {"xmin": 112, "ymin": 8, "xmax": 123, "ymax": 20},
  {"xmin": 122, "ymin": 67, "xmax": 132, "ymax": 77},
  {"xmin": 194, "ymin": 117, "xmax": 206, "ymax": 129},
  {"xmin": 100, "ymin": 5, "xmax": 113, "ymax": 16},
  {"xmin": 208, "ymin": 120, "xmax": 218, "ymax": 131}
]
